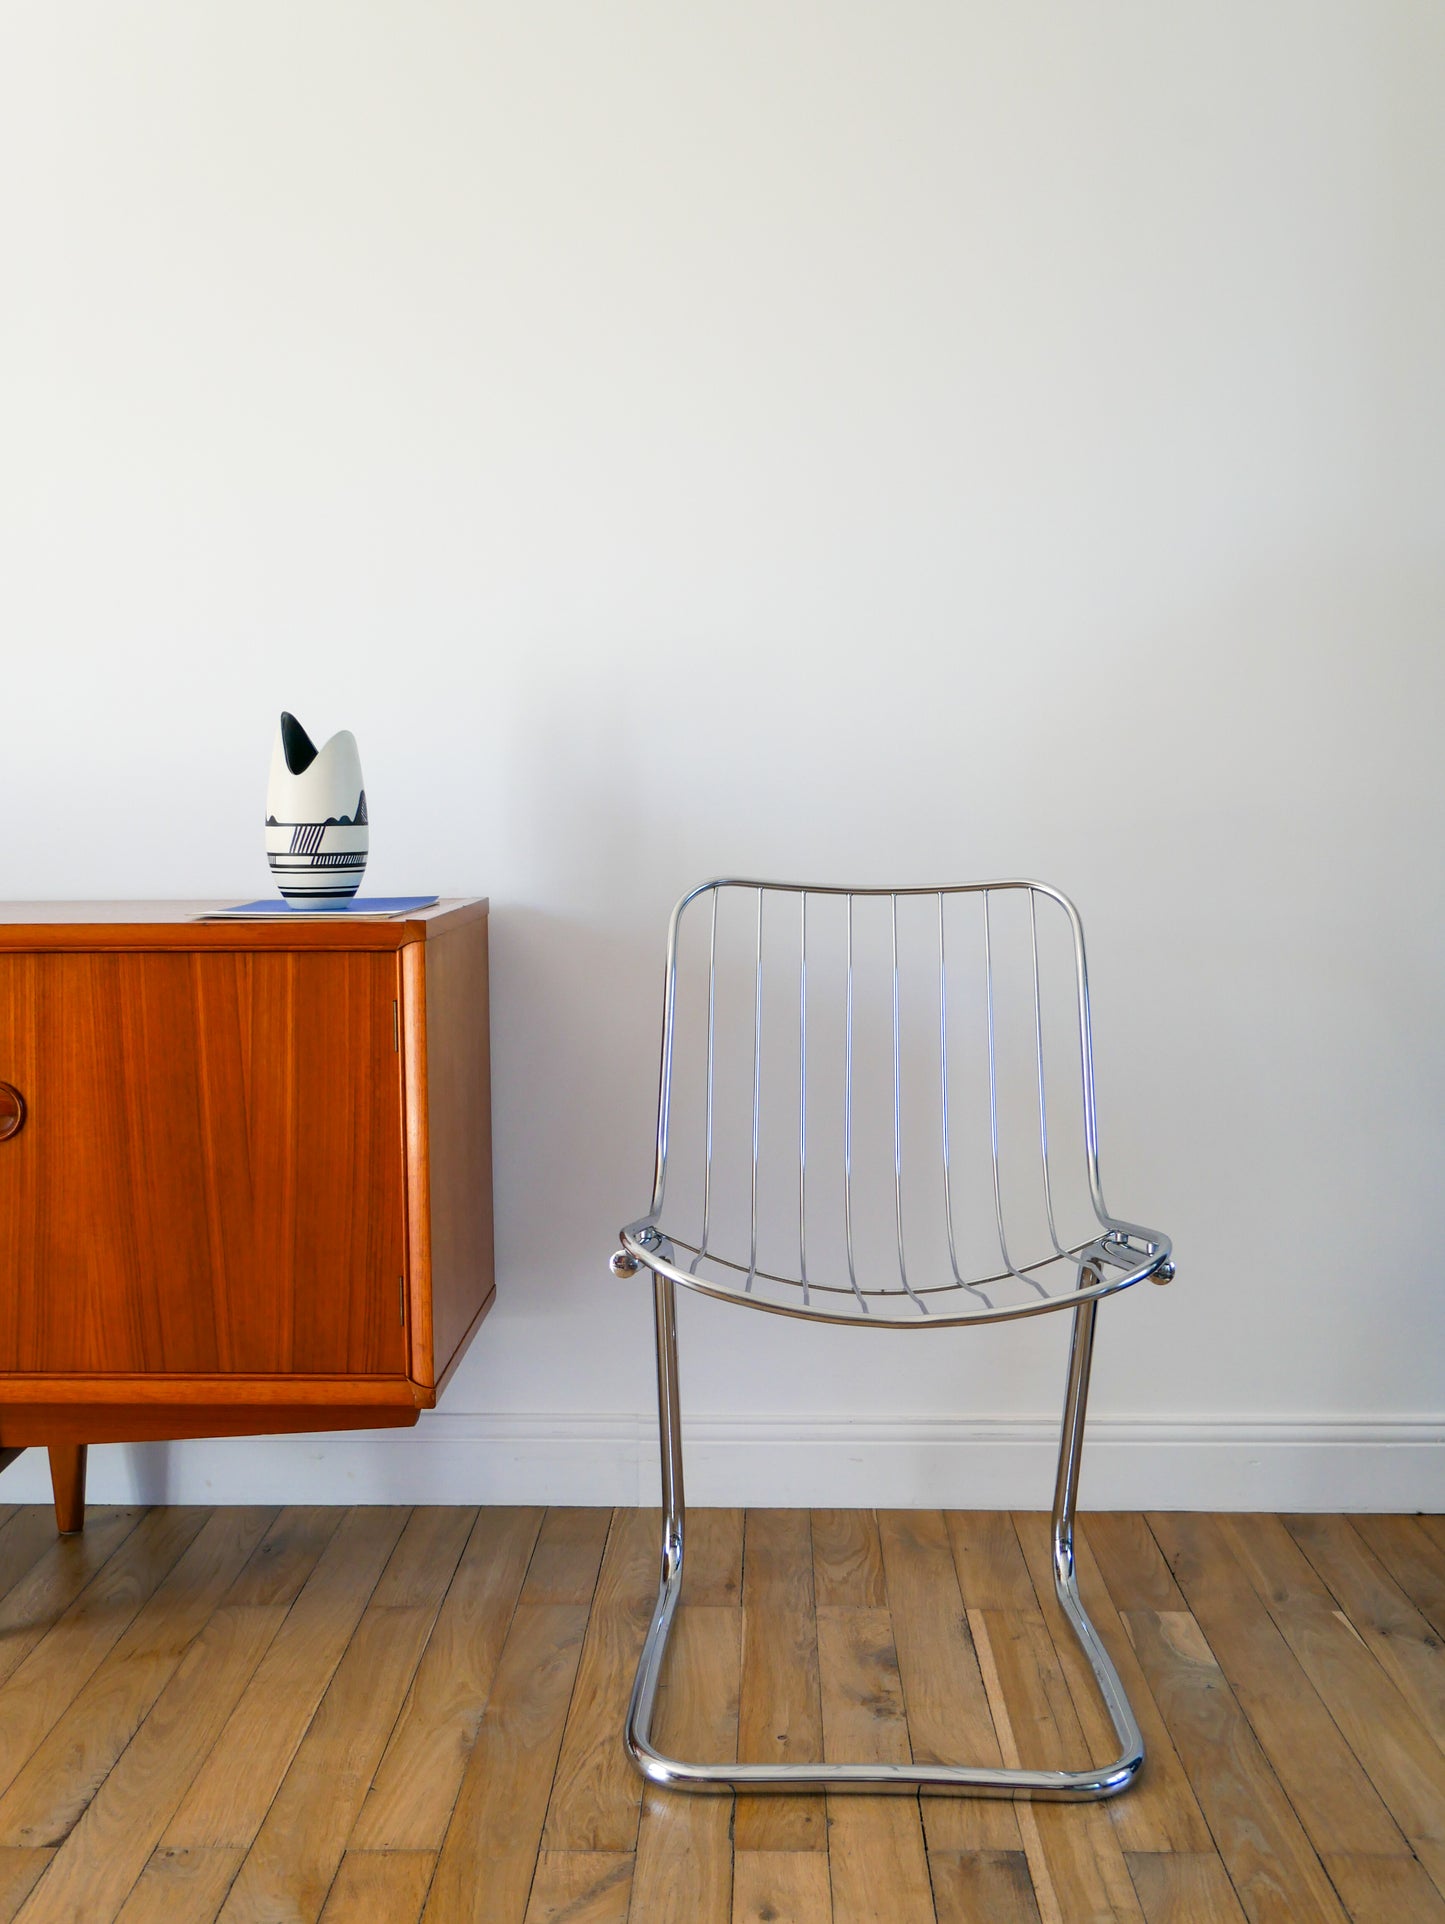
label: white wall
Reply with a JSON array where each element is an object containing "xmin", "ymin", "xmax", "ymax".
[{"xmin": 3, "ymin": 2, "xmax": 1443, "ymax": 1510}]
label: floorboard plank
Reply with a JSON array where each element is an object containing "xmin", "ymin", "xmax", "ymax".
[
  {"xmin": 318, "ymin": 1851, "xmax": 434, "ymax": 1924},
  {"xmin": 0, "ymin": 1507, "xmax": 278, "ymax": 1847},
  {"xmin": 1120, "ymin": 1606, "xmax": 1349, "ymax": 1924},
  {"xmin": 947, "ymin": 1512, "xmax": 1038, "ymax": 1611},
  {"xmin": 216, "ymin": 1508, "xmax": 471, "ymax": 1924},
  {"xmin": 0, "ymin": 1507, "xmax": 210, "ymax": 1811},
  {"xmin": 736, "ymin": 1509, "xmax": 825, "ymax": 1851},
  {"xmin": 732, "ymin": 1850, "xmax": 832, "ymax": 1924},
  {"xmin": 1221, "ymin": 1514, "xmax": 1445, "ymax": 1903},
  {"xmin": 1012, "ymin": 1513, "xmax": 1212, "ymax": 1855},
  {"xmin": 0, "ymin": 1512, "xmax": 145, "ymax": 1694},
  {"xmin": 166, "ymin": 1506, "xmax": 411, "ymax": 1851},
  {"xmin": 519, "ymin": 1509, "xmax": 612, "ymax": 1607},
  {"xmin": 687, "ymin": 1510, "xmax": 745, "ymax": 1607},
  {"xmin": 540, "ymin": 1508, "xmax": 654, "ymax": 1854},
  {"xmin": 14, "ymin": 1602, "xmax": 284, "ymax": 1924},
  {"xmin": 816, "ymin": 1606, "xmax": 934, "ymax": 1924},
  {"xmin": 524, "ymin": 1851, "xmax": 632, "ymax": 1924},
  {"xmin": 1146, "ymin": 1513, "xmax": 1406, "ymax": 1862},
  {"xmin": 423, "ymin": 1603, "xmax": 592, "ymax": 1924},
  {"xmin": 355, "ymin": 1507, "xmax": 541, "ymax": 1852},
  {"xmin": 971, "ymin": 1606, "xmax": 1144, "ymax": 1924},
  {"xmin": 929, "ymin": 1849, "xmax": 1041, "ymax": 1924},
  {"xmin": 113, "ymin": 1847, "xmax": 244, "ymax": 1924},
  {"xmin": 628, "ymin": 1606, "xmax": 740, "ymax": 1924},
  {"xmin": 1348, "ymin": 1517, "xmax": 1445, "ymax": 1646},
  {"xmin": 812, "ymin": 1511, "xmax": 887, "ymax": 1611},
  {"xmin": 1285, "ymin": 1513, "xmax": 1445, "ymax": 1754},
  {"xmin": 1320, "ymin": 1852, "xmax": 1445, "ymax": 1924},
  {"xmin": 0, "ymin": 1852, "xmax": 52, "ymax": 1924},
  {"xmin": 1124, "ymin": 1850, "xmax": 1248, "ymax": 1923},
  {"xmin": 880, "ymin": 1509, "xmax": 1022, "ymax": 1855},
  {"xmin": 0, "ymin": 1505, "xmax": 1435, "ymax": 1924},
  {"xmin": 0, "ymin": 1514, "xmax": 78, "ymax": 1617},
  {"xmin": 1088, "ymin": 1516, "xmax": 1189, "ymax": 1614}
]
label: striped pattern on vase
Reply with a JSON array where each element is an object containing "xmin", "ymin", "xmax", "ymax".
[{"xmin": 265, "ymin": 712, "xmax": 369, "ymax": 902}]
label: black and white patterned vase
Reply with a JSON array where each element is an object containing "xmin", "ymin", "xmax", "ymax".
[{"xmin": 265, "ymin": 712, "xmax": 368, "ymax": 902}]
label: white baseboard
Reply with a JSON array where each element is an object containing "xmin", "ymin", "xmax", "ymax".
[{"xmin": 1, "ymin": 1413, "xmax": 1440, "ymax": 1512}]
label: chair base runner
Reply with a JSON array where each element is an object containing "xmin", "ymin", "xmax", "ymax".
[{"xmin": 622, "ymin": 1270, "xmax": 1146, "ymax": 1802}]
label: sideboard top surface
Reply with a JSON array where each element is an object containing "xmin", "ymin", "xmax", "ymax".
[{"xmin": 0, "ymin": 898, "xmax": 487, "ymax": 951}]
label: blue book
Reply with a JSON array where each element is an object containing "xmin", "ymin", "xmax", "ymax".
[{"xmin": 203, "ymin": 896, "xmax": 440, "ymax": 920}]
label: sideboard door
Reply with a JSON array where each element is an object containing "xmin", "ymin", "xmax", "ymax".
[{"xmin": 0, "ymin": 950, "xmax": 408, "ymax": 1377}]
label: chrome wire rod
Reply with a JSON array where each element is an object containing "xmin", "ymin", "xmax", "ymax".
[
  {"xmin": 938, "ymin": 892, "xmax": 993, "ymax": 1306},
  {"xmin": 842, "ymin": 894, "xmax": 868, "ymax": 1313},
  {"xmin": 747, "ymin": 886, "xmax": 763, "ymax": 1291},
  {"xmin": 662, "ymin": 1234, "xmax": 1095, "ymax": 1299},
  {"xmin": 798, "ymin": 891, "xmax": 809, "ymax": 1306},
  {"xmin": 891, "ymin": 894, "xmax": 926, "ymax": 1313},
  {"xmin": 983, "ymin": 891, "xmax": 1048, "ymax": 1300},
  {"xmin": 627, "ymin": 876, "xmax": 1171, "ymax": 1326},
  {"xmin": 1030, "ymin": 888, "xmax": 1067, "ymax": 1260},
  {"xmin": 690, "ymin": 889, "xmax": 720, "ymax": 1277}
]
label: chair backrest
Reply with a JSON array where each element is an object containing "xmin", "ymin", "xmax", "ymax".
[{"xmin": 638, "ymin": 879, "xmax": 1139, "ymax": 1320}]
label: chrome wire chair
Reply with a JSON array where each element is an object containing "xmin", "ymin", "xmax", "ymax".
[{"xmin": 610, "ymin": 879, "xmax": 1173, "ymax": 1801}]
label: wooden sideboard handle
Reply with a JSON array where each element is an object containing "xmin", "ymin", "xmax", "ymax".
[{"xmin": 0, "ymin": 1084, "xmax": 23, "ymax": 1141}]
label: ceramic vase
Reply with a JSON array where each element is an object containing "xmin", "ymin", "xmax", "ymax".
[{"xmin": 265, "ymin": 712, "xmax": 368, "ymax": 902}]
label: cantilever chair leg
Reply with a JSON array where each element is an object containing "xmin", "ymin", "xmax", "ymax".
[{"xmin": 623, "ymin": 1270, "xmax": 1145, "ymax": 1800}]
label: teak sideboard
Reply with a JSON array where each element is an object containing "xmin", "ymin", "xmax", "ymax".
[{"xmin": 0, "ymin": 900, "xmax": 494, "ymax": 1532}]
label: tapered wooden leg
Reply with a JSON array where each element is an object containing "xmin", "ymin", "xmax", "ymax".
[{"xmin": 47, "ymin": 1444, "xmax": 87, "ymax": 1535}]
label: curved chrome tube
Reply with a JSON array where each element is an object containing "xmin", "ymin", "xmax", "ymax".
[{"xmin": 622, "ymin": 1272, "xmax": 1145, "ymax": 1802}]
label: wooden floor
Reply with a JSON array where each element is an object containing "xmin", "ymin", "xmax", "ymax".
[{"xmin": 0, "ymin": 1509, "xmax": 1439, "ymax": 1922}]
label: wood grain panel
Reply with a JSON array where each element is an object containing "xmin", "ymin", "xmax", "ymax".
[
  {"xmin": 1121, "ymin": 1607, "xmax": 1348, "ymax": 1924},
  {"xmin": 540, "ymin": 1507, "xmax": 655, "ymax": 1855},
  {"xmin": 1351, "ymin": 1515, "xmax": 1445, "ymax": 1641},
  {"xmin": 0, "ymin": 1851, "xmax": 52, "ymax": 1924},
  {"xmin": 518, "ymin": 1507, "xmax": 611, "ymax": 1606},
  {"xmin": 355, "ymin": 1507, "xmax": 542, "ymax": 1851},
  {"xmin": 736, "ymin": 1509, "xmax": 825, "ymax": 1850},
  {"xmin": 423, "ymin": 1603, "xmax": 592, "ymax": 1924},
  {"xmin": 0, "ymin": 950, "xmax": 407, "ymax": 1379},
  {"xmin": 408, "ymin": 911, "xmax": 494, "ymax": 1390},
  {"xmin": 1320, "ymin": 1851, "xmax": 1445, "ymax": 1924},
  {"xmin": 732, "ymin": 1850, "xmax": 832, "ymax": 1924},
  {"xmin": 816, "ymin": 1606, "xmax": 934, "ymax": 1924},
  {"xmin": 929, "ymin": 1849, "xmax": 1042, "ymax": 1924},
  {"xmin": 16, "ymin": 1602, "xmax": 283, "ymax": 1924},
  {"xmin": 166, "ymin": 1507, "xmax": 411, "ymax": 1850},
  {"xmin": 0, "ymin": 1506, "xmax": 208, "ymax": 1806},
  {"xmin": 1148, "ymin": 1513, "xmax": 1409, "ymax": 1860},
  {"xmin": 812, "ymin": 1508, "xmax": 887, "ymax": 1610},
  {"xmin": 971, "ymin": 1607, "xmax": 1145, "ymax": 1923},
  {"xmin": 877, "ymin": 1510, "xmax": 1023, "ymax": 1856},
  {"xmin": 0, "ymin": 1510, "xmax": 144, "ymax": 1689},
  {"xmin": 317, "ymin": 1851, "xmax": 435, "ymax": 1924},
  {"xmin": 1124, "ymin": 1850, "xmax": 1248, "ymax": 1923},
  {"xmin": 217, "ymin": 1509, "xmax": 468, "ymax": 1923},
  {"xmin": 0, "ymin": 1503, "xmax": 1436, "ymax": 1924},
  {"xmin": 629, "ymin": 1605, "xmax": 740, "ymax": 1924},
  {"xmin": 0, "ymin": 1507, "xmax": 275, "ymax": 1846},
  {"xmin": 524, "ymin": 1851, "xmax": 633, "ymax": 1924},
  {"xmin": 113, "ymin": 1848, "xmax": 245, "ymax": 1924},
  {"xmin": 1221, "ymin": 1514, "xmax": 1445, "ymax": 1902},
  {"xmin": 0, "ymin": 900, "xmax": 486, "ymax": 947}
]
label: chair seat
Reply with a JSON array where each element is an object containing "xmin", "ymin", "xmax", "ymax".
[{"xmin": 618, "ymin": 1221, "xmax": 1168, "ymax": 1327}]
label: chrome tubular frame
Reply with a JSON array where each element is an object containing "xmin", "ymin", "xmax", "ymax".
[
  {"xmin": 623, "ymin": 1263, "xmax": 1143, "ymax": 1799},
  {"xmin": 615, "ymin": 879, "xmax": 1169, "ymax": 1801}
]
